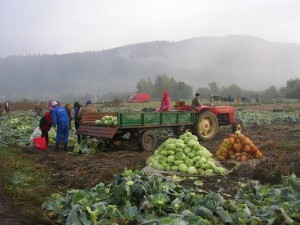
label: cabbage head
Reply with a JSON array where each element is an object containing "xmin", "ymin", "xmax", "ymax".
[
  {"xmin": 187, "ymin": 152, "xmax": 195, "ymax": 159},
  {"xmin": 196, "ymin": 169, "xmax": 205, "ymax": 175},
  {"xmin": 175, "ymin": 148, "xmax": 184, "ymax": 153},
  {"xmin": 174, "ymin": 160, "xmax": 184, "ymax": 166},
  {"xmin": 179, "ymin": 164, "xmax": 188, "ymax": 173},
  {"xmin": 193, "ymin": 144, "xmax": 201, "ymax": 151},
  {"xmin": 168, "ymin": 150, "xmax": 175, "ymax": 155},
  {"xmin": 189, "ymin": 135, "xmax": 198, "ymax": 141},
  {"xmin": 184, "ymin": 147, "xmax": 192, "ymax": 154},
  {"xmin": 214, "ymin": 167, "xmax": 225, "ymax": 175},
  {"xmin": 171, "ymin": 165, "xmax": 179, "ymax": 171},
  {"xmin": 192, "ymin": 156, "xmax": 201, "ymax": 163},
  {"xmin": 188, "ymin": 140, "xmax": 197, "ymax": 147},
  {"xmin": 175, "ymin": 152, "xmax": 186, "ymax": 160},
  {"xmin": 160, "ymin": 150, "xmax": 168, "ymax": 156},
  {"xmin": 185, "ymin": 132, "xmax": 193, "ymax": 137},
  {"xmin": 157, "ymin": 155, "xmax": 167, "ymax": 164},
  {"xmin": 202, "ymin": 150, "xmax": 213, "ymax": 158},
  {"xmin": 167, "ymin": 155, "xmax": 175, "ymax": 163},
  {"xmin": 204, "ymin": 169, "xmax": 214, "ymax": 176},
  {"xmin": 166, "ymin": 143, "xmax": 176, "ymax": 150},
  {"xmin": 185, "ymin": 158, "xmax": 194, "ymax": 167},
  {"xmin": 200, "ymin": 164, "xmax": 210, "ymax": 170},
  {"xmin": 207, "ymin": 160, "xmax": 216, "ymax": 169},
  {"xmin": 187, "ymin": 166, "xmax": 197, "ymax": 174}
]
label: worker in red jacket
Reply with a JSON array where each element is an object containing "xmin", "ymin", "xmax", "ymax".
[
  {"xmin": 39, "ymin": 111, "xmax": 52, "ymax": 146},
  {"xmin": 157, "ymin": 91, "xmax": 172, "ymax": 112}
]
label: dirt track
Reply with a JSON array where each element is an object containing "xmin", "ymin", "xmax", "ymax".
[{"xmin": 1, "ymin": 120, "xmax": 300, "ymax": 224}]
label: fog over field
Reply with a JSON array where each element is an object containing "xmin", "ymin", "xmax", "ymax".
[
  {"xmin": 1, "ymin": 35, "xmax": 300, "ymax": 100},
  {"xmin": 1, "ymin": 1, "xmax": 300, "ymax": 100}
]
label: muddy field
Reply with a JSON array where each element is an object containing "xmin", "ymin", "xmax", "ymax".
[{"xmin": 1, "ymin": 105, "xmax": 300, "ymax": 224}]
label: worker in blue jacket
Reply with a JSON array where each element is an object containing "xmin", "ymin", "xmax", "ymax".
[{"xmin": 51, "ymin": 101, "xmax": 70, "ymax": 151}]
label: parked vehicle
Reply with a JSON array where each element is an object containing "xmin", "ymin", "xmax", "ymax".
[
  {"xmin": 127, "ymin": 93, "xmax": 151, "ymax": 103},
  {"xmin": 76, "ymin": 104, "xmax": 243, "ymax": 151}
]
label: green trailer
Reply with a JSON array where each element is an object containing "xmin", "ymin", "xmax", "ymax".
[{"xmin": 76, "ymin": 106, "xmax": 243, "ymax": 151}]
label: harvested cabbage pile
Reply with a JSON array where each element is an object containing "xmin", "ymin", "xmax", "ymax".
[
  {"xmin": 147, "ymin": 132, "xmax": 226, "ymax": 175},
  {"xmin": 95, "ymin": 116, "xmax": 117, "ymax": 126}
]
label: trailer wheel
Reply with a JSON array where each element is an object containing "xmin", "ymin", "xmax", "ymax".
[
  {"xmin": 138, "ymin": 131, "xmax": 157, "ymax": 151},
  {"xmin": 232, "ymin": 118, "xmax": 243, "ymax": 134},
  {"xmin": 194, "ymin": 111, "xmax": 218, "ymax": 141}
]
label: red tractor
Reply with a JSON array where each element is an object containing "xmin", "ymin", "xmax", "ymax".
[{"xmin": 172, "ymin": 104, "xmax": 243, "ymax": 141}]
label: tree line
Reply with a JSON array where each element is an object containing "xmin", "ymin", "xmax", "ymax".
[{"xmin": 134, "ymin": 75, "xmax": 300, "ymax": 101}]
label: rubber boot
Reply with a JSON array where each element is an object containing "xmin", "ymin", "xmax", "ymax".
[
  {"xmin": 64, "ymin": 143, "xmax": 68, "ymax": 151},
  {"xmin": 54, "ymin": 143, "xmax": 59, "ymax": 151}
]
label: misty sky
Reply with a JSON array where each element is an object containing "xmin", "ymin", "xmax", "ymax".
[{"xmin": 0, "ymin": 0, "xmax": 299, "ymax": 58}]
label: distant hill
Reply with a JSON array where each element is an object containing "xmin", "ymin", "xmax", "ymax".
[{"xmin": 1, "ymin": 35, "xmax": 300, "ymax": 100}]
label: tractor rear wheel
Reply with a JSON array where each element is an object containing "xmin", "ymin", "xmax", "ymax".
[
  {"xmin": 138, "ymin": 131, "xmax": 157, "ymax": 151},
  {"xmin": 194, "ymin": 111, "xmax": 218, "ymax": 141},
  {"xmin": 231, "ymin": 118, "xmax": 243, "ymax": 134}
]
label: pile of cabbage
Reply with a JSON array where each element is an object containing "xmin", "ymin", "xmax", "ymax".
[
  {"xmin": 147, "ymin": 132, "xmax": 226, "ymax": 175},
  {"xmin": 95, "ymin": 116, "xmax": 117, "ymax": 126}
]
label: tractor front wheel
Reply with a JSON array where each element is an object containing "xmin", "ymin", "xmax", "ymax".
[
  {"xmin": 194, "ymin": 111, "xmax": 218, "ymax": 141},
  {"xmin": 138, "ymin": 131, "xmax": 157, "ymax": 151}
]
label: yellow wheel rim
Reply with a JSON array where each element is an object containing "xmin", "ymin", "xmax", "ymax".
[{"xmin": 198, "ymin": 116, "xmax": 217, "ymax": 138}]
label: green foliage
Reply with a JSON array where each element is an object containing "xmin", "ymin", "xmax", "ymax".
[
  {"xmin": 286, "ymin": 86, "xmax": 300, "ymax": 99},
  {"xmin": 0, "ymin": 146, "xmax": 49, "ymax": 205},
  {"xmin": 136, "ymin": 74, "xmax": 193, "ymax": 100},
  {"xmin": 264, "ymin": 85, "xmax": 280, "ymax": 98},
  {"xmin": 72, "ymin": 138, "xmax": 100, "ymax": 155},
  {"xmin": 219, "ymin": 84, "xmax": 242, "ymax": 96},
  {"xmin": 0, "ymin": 111, "xmax": 39, "ymax": 147},
  {"xmin": 42, "ymin": 169, "xmax": 300, "ymax": 225},
  {"xmin": 235, "ymin": 109, "xmax": 300, "ymax": 126}
]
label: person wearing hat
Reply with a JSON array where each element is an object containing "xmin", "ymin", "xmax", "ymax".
[
  {"xmin": 157, "ymin": 91, "xmax": 172, "ymax": 112},
  {"xmin": 78, "ymin": 100, "xmax": 97, "ymax": 125},
  {"xmin": 51, "ymin": 101, "xmax": 70, "ymax": 151},
  {"xmin": 192, "ymin": 93, "xmax": 201, "ymax": 109}
]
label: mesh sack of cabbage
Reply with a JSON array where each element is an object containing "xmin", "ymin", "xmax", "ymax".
[{"xmin": 145, "ymin": 132, "xmax": 231, "ymax": 176}]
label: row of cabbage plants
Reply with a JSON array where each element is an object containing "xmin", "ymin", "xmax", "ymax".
[{"xmin": 42, "ymin": 168, "xmax": 300, "ymax": 225}]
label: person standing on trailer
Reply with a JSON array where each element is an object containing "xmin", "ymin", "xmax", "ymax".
[{"xmin": 157, "ymin": 91, "xmax": 172, "ymax": 112}]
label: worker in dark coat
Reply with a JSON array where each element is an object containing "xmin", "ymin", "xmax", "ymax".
[
  {"xmin": 39, "ymin": 111, "xmax": 52, "ymax": 146},
  {"xmin": 51, "ymin": 101, "xmax": 70, "ymax": 151},
  {"xmin": 71, "ymin": 101, "xmax": 83, "ymax": 143},
  {"xmin": 64, "ymin": 103, "xmax": 72, "ymax": 130}
]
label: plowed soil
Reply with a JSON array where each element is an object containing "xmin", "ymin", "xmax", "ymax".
[{"xmin": 1, "ymin": 106, "xmax": 300, "ymax": 224}]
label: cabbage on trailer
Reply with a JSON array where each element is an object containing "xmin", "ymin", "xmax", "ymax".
[{"xmin": 76, "ymin": 105, "xmax": 243, "ymax": 151}]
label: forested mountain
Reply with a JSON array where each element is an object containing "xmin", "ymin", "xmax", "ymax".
[{"xmin": 1, "ymin": 35, "xmax": 300, "ymax": 100}]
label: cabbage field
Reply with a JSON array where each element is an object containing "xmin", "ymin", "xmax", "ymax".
[{"xmin": 0, "ymin": 102, "xmax": 300, "ymax": 225}]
